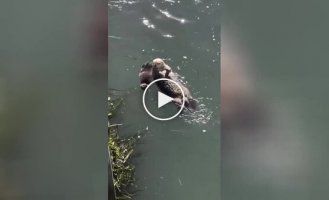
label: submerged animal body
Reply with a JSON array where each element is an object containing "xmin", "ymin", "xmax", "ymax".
[
  {"xmin": 138, "ymin": 58, "xmax": 197, "ymax": 110},
  {"xmin": 152, "ymin": 63, "xmax": 183, "ymax": 98},
  {"xmin": 151, "ymin": 58, "xmax": 198, "ymax": 110}
]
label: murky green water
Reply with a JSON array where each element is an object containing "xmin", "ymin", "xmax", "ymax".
[{"xmin": 108, "ymin": 0, "xmax": 221, "ymax": 199}]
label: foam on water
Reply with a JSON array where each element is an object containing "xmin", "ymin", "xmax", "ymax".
[{"xmin": 179, "ymin": 96, "xmax": 214, "ymax": 125}]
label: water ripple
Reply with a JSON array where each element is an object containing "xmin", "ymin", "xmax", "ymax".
[
  {"xmin": 108, "ymin": 0, "xmax": 138, "ymax": 10},
  {"xmin": 180, "ymin": 97, "xmax": 214, "ymax": 125},
  {"xmin": 152, "ymin": 3, "xmax": 190, "ymax": 24},
  {"xmin": 141, "ymin": 16, "xmax": 175, "ymax": 38}
]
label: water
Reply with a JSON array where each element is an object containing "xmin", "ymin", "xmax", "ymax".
[{"xmin": 108, "ymin": 1, "xmax": 221, "ymax": 199}]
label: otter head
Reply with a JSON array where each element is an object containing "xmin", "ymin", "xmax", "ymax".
[
  {"xmin": 139, "ymin": 62, "xmax": 155, "ymax": 90},
  {"xmin": 140, "ymin": 62, "xmax": 154, "ymax": 72},
  {"xmin": 152, "ymin": 58, "xmax": 168, "ymax": 71}
]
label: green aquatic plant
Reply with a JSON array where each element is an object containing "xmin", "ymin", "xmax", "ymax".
[
  {"xmin": 108, "ymin": 95, "xmax": 142, "ymax": 199},
  {"xmin": 108, "ymin": 125, "xmax": 137, "ymax": 199}
]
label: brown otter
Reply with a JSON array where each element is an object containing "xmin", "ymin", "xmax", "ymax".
[
  {"xmin": 151, "ymin": 58, "xmax": 198, "ymax": 111},
  {"xmin": 139, "ymin": 58, "xmax": 197, "ymax": 110}
]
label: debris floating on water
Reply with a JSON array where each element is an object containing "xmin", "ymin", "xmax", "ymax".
[
  {"xmin": 163, "ymin": 34, "xmax": 174, "ymax": 38},
  {"xmin": 108, "ymin": 35, "xmax": 123, "ymax": 40},
  {"xmin": 178, "ymin": 178, "xmax": 183, "ymax": 186}
]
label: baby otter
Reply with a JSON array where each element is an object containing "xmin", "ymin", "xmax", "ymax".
[{"xmin": 152, "ymin": 58, "xmax": 173, "ymax": 79}]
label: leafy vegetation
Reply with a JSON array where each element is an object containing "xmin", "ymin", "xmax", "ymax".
[{"xmin": 108, "ymin": 96, "xmax": 142, "ymax": 199}]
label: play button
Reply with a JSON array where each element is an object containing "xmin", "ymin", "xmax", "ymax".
[
  {"xmin": 158, "ymin": 91, "xmax": 174, "ymax": 108},
  {"xmin": 142, "ymin": 78, "xmax": 185, "ymax": 121}
]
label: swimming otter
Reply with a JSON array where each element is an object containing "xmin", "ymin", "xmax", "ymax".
[
  {"xmin": 151, "ymin": 58, "xmax": 198, "ymax": 111},
  {"xmin": 139, "ymin": 58, "xmax": 197, "ymax": 110}
]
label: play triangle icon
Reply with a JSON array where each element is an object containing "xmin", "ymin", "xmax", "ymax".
[{"xmin": 158, "ymin": 91, "xmax": 174, "ymax": 108}]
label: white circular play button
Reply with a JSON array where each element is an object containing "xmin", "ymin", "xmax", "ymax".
[{"xmin": 142, "ymin": 78, "xmax": 185, "ymax": 121}]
